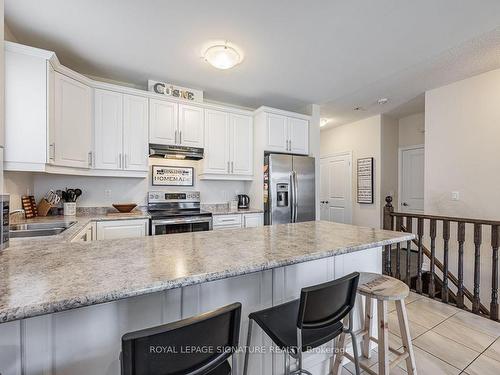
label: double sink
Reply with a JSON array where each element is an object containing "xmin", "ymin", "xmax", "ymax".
[{"xmin": 9, "ymin": 221, "xmax": 77, "ymax": 238}]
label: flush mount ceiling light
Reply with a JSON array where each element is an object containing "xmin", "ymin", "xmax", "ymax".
[
  {"xmin": 320, "ymin": 118, "xmax": 330, "ymax": 127},
  {"xmin": 202, "ymin": 41, "xmax": 244, "ymax": 70},
  {"xmin": 377, "ymin": 98, "xmax": 389, "ymax": 105}
]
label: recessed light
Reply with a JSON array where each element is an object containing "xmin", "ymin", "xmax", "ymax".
[
  {"xmin": 377, "ymin": 98, "xmax": 389, "ymax": 105},
  {"xmin": 202, "ymin": 41, "xmax": 243, "ymax": 70},
  {"xmin": 320, "ymin": 118, "xmax": 330, "ymax": 127}
]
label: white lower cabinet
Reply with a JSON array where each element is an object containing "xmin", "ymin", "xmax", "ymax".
[
  {"xmin": 71, "ymin": 222, "xmax": 96, "ymax": 242},
  {"xmin": 213, "ymin": 213, "xmax": 263, "ymax": 230},
  {"xmin": 95, "ymin": 219, "xmax": 149, "ymax": 240}
]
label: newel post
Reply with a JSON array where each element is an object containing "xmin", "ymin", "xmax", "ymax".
[
  {"xmin": 383, "ymin": 196, "xmax": 394, "ymax": 230},
  {"xmin": 383, "ymin": 196, "xmax": 395, "ymax": 276}
]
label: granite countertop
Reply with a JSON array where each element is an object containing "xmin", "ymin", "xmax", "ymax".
[{"xmin": 0, "ymin": 221, "xmax": 414, "ymax": 323}]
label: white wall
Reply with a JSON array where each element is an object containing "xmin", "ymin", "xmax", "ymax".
[
  {"xmin": 4, "ymin": 23, "xmax": 16, "ymax": 42},
  {"xmin": 380, "ymin": 115, "xmax": 399, "ymax": 221},
  {"xmin": 399, "ymin": 112, "xmax": 425, "ymax": 147},
  {"xmin": 32, "ymin": 159, "xmax": 248, "ymax": 207},
  {"xmin": 306, "ymin": 104, "xmax": 321, "ymax": 220},
  {"xmin": 320, "ymin": 115, "xmax": 382, "ymax": 228},
  {"xmin": 3, "ymin": 171, "xmax": 34, "ymax": 210}
]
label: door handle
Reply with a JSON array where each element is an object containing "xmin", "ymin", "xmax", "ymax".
[{"xmin": 402, "ymin": 202, "xmax": 409, "ymax": 206}]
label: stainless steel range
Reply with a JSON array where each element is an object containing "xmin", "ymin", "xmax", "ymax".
[{"xmin": 148, "ymin": 191, "xmax": 213, "ymax": 235}]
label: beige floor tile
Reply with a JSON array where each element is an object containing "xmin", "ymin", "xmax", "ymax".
[
  {"xmin": 484, "ymin": 337, "xmax": 500, "ymax": 361},
  {"xmin": 433, "ymin": 319, "xmax": 497, "ymax": 352},
  {"xmin": 407, "ymin": 297, "xmax": 458, "ymax": 319},
  {"xmin": 413, "ymin": 331, "xmax": 480, "ymax": 370},
  {"xmin": 369, "ymin": 361, "xmax": 407, "ymax": 374},
  {"xmin": 398, "ymin": 346, "xmax": 461, "ymax": 375},
  {"xmin": 404, "ymin": 302, "xmax": 448, "ymax": 328},
  {"xmin": 448, "ymin": 311, "xmax": 500, "ymax": 337},
  {"xmin": 464, "ymin": 354, "xmax": 500, "ymax": 375},
  {"xmin": 388, "ymin": 310, "xmax": 429, "ymax": 337},
  {"xmin": 387, "ymin": 292, "xmax": 423, "ymax": 313}
]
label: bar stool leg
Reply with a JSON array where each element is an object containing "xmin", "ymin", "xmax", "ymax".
[
  {"xmin": 284, "ymin": 349, "xmax": 291, "ymax": 375},
  {"xmin": 330, "ymin": 316, "xmax": 348, "ymax": 375},
  {"xmin": 395, "ymin": 300, "xmax": 417, "ymax": 375},
  {"xmin": 377, "ymin": 300, "xmax": 390, "ymax": 375},
  {"xmin": 361, "ymin": 296, "xmax": 373, "ymax": 359},
  {"xmin": 243, "ymin": 320, "xmax": 253, "ymax": 375},
  {"xmin": 348, "ymin": 310, "xmax": 361, "ymax": 375}
]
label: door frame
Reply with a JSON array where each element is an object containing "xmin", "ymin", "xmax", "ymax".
[
  {"xmin": 398, "ymin": 144, "xmax": 425, "ymax": 213},
  {"xmin": 320, "ymin": 151, "xmax": 353, "ymax": 224}
]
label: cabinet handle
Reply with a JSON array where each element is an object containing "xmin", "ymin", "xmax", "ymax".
[
  {"xmin": 124, "ymin": 154, "xmax": 127, "ymax": 169},
  {"xmin": 231, "ymin": 161, "xmax": 234, "ymax": 173},
  {"xmin": 175, "ymin": 130, "xmax": 178, "ymax": 144},
  {"xmin": 227, "ymin": 161, "xmax": 230, "ymax": 173},
  {"xmin": 289, "ymin": 139, "xmax": 292, "ymax": 151},
  {"xmin": 118, "ymin": 153, "xmax": 122, "ymax": 169},
  {"xmin": 179, "ymin": 131, "xmax": 182, "ymax": 144},
  {"xmin": 88, "ymin": 151, "xmax": 93, "ymax": 167},
  {"xmin": 49, "ymin": 143, "xmax": 55, "ymax": 160}
]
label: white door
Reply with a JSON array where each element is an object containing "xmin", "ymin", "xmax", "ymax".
[
  {"xmin": 96, "ymin": 219, "xmax": 148, "ymax": 240},
  {"xmin": 288, "ymin": 117, "xmax": 309, "ymax": 155},
  {"xmin": 230, "ymin": 113, "xmax": 253, "ymax": 176},
  {"xmin": 149, "ymin": 99, "xmax": 178, "ymax": 145},
  {"xmin": 265, "ymin": 113, "xmax": 288, "ymax": 152},
  {"xmin": 123, "ymin": 94, "xmax": 149, "ymax": 171},
  {"xmin": 203, "ymin": 109, "xmax": 230, "ymax": 175},
  {"xmin": 400, "ymin": 146, "xmax": 424, "ymax": 213},
  {"xmin": 94, "ymin": 89, "xmax": 123, "ymax": 170},
  {"xmin": 320, "ymin": 153, "xmax": 352, "ymax": 224},
  {"xmin": 178, "ymin": 104, "xmax": 204, "ymax": 148},
  {"xmin": 54, "ymin": 72, "xmax": 92, "ymax": 168}
]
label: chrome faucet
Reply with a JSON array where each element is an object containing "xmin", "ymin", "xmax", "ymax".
[{"xmin": 10, "ymin": 209, "xmax": 25, "ymax": 219}]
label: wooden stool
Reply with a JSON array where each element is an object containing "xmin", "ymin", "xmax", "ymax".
[{"xmin": 331, "ymin": 273, "xmax": 417, "ymax": 375}]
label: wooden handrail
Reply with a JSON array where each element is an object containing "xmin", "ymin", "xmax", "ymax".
[{"xmin": 390, "ymin": 211, "xmax": 500, "ymax": 226}]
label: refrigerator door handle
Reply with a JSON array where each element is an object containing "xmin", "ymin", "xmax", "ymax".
[
  {"xmin": 290, "ymin": 172, "xmax": 295, "ymax": 223},
  {"xmin": 293, "ymin": 170, "xmax": 299, "ymax": 222}
]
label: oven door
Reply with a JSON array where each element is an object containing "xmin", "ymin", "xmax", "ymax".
[{"xmin": 151, "ymin": 216, "xmax": 213, "ymax": 235}]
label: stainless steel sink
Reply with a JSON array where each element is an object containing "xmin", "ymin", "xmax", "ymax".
[{"xmin": 9, "ymin": 221, "xmax": 77, "ymax": 238}]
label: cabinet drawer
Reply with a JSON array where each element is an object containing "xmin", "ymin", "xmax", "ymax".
[{"xmin": 213, "ymin": 214, "xmax": 242, "ymax": 226}]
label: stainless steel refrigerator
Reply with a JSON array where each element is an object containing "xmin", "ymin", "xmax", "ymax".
[{"xmin": 264, "ymin": 153, "xmax": 316, "ymax": 225}]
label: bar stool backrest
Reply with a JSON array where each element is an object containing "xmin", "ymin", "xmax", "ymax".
[
  {"xmin": 297, "ymin": 272, "xmax": 360, "ymax": 329},
  {"xmin": 121, "ymin": 302, "xmax": 241, "ymax": 375}
]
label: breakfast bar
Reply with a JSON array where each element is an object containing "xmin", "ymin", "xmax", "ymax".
[{"xmin": 0, "ymin": 221, "xmax": 413, "ymax": 375}]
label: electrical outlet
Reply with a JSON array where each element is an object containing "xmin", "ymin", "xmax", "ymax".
[
  {"xmin": 104, "ymin": 189, "xmax": 112, "ymax": 198},
  {"xmin": 451, "ymin": 191, "xmax": 459, "ymax": 201}
]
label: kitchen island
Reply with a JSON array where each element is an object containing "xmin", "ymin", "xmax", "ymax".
[{"xmin": 0, "ymin": 221, "xmax": 413, "ymax": 375}]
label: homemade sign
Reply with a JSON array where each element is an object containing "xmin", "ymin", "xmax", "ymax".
[
  {"xmin": 152, "ymin": 166, "xmax": 194, "ymax": 186},
  {"xmin": 148, "ymin": 80, "xmax": 203, "ymax": 102},
  {"xmin": 357, "ymin": 157, "xmax": 374, "ymax": 204}
]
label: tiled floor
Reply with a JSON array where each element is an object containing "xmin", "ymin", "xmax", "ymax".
[{"xmin": 343, "ymin": 292, "xmax": 500, "ymax": 374}]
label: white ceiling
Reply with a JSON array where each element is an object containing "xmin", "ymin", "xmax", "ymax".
[{"xmin": 6, "ymin": 0, "xmax": 500, "ymax": 128}]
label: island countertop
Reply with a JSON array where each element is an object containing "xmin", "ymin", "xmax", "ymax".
[{"xmin": 0, "ymin": 221, "xmax": 414, "ymax": 323}]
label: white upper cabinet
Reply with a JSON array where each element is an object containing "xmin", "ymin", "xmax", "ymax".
[
  {"xmin": 149, "ymin": 99, "xmax": 204, "ymax": 148},
  {"xmin": 202, "ymin": 109, "xmax": 253, "ymax": 179},
  {"xmin": 123, "ymin": 94, "xmax": 148, "ymax": 171},
  {"xmin": 266, "ymin": 113, "xmax": 288, "ymax": 152},
  {"xmin": 54, "ymin": 72, "xmax": 92, "ymax": 168},
  {"xmin": 230, "ymin": 113, "xmax": 253, "ymax": 176},
  {"xmin": 94, "ymin": 89, "xmax": 123, "ymax": 170},
  {"xmin": 203, "ymin": 109, "xmax": 230, "ymax": 174},
  {"xmin": 178, "ymin": 104, "xmax": 204, "ymax": 148},
  {"xmin": 95, "ymin": 89, "xmax": 148, "ymax": 172},
  {"xmin": 149, "ymin": 98, "xmax": 178, "ymax": 145},
  {"xmin": 288, "ymin": 117, "xmax": 309, "ymax": 155},
  {"xmin": 262, "ymin": 110, "xmax": 309, "ymax": 155}
]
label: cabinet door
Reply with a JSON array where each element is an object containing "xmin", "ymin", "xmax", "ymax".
[
  {"xmin": 54, "ymin": 72, "xmax": 92, "ymax": 168},
  {"xmin": 178, "ymin": 104, "xmax": 204, "ymax": 148},
  {"xmin": 265, "ymin": 113, "xmax": 288, "ymax": 152},
  {"xmin": 94, "ymin": 89, "xmax": 123, "ymax": 170},
  {"xmin": 230, "ymin": 113, "xmax": 253, "ymax": 176},
  {"xmin": 149, "ymin": 99, "xmax": 178, "ymax": 145},
  {"xmin": 203, "ymin": 109, "xmax": 230, "ymax": 174},
  {"xmin": 123, "ymin": 94, "xmax": 149, "ymax": 171},
  {"xmin": 96, "ymin": 219, "xmax": 148, "ymax": 240},
  {"xmin": 288, "ymin": 117, "xmax": 309, "ymax": 155},
  {"xmin": 243, "ymin": 213, "xmax": 264, "ymax": 228}
]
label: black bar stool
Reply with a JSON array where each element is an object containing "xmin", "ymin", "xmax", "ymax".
[
  {"xmin": 121, "ymin": 302, "xmax": 241, "ymax": 375},
  {"xmin": 243, "ymin": 272, "xmax": 361, "ymax": 375}
]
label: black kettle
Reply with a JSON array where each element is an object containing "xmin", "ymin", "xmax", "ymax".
[{"xmin": 237, "ymin": 194, "xmax": 250, "ymax": 209}]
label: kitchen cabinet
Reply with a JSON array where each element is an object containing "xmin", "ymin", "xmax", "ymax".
[
  {"xmin": 202, "ymin": 109, "xmax": 253, "ymax": 179},
  {"xmin": 263, "ymin": 111, "xmax": 309, "ymax": 155},
  {"xmin": 95, "ymin": 219, "xmax": 148, "ymax": 240},
  {"xmin": 95, "ymin": 90, "xmax": 148, "ymax": 171},
  {"xmin": 149, "ymin": 100, "xmax": 204, "ymax": 148},
  {"xmin": 53, "ymin": 72, "xmax": 92, "ymax": 168},
  {"xmin": 212, "ymin": 213, "xmax": 263, "ymax": 230},
  {"xmin": 71, "ymin": 222, "xmax": 96, "ymax": 242}
]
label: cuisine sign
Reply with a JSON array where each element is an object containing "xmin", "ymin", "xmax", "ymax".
[{"xmin": 152, "ymin": 166, "xmax": 194, "ymax": 186}]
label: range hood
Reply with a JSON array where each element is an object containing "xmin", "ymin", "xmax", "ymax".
[{"xmin": 149, "ymin": 144, "xmax": 204, "ymax": 160}]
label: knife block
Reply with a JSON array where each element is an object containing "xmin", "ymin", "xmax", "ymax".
[{"xmin": 37, "ymin": 198, "xmax": 52, "ymax": 217}]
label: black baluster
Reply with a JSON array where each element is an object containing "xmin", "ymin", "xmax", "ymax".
[
  {"xmin": 406, "ymin": 217, "xmax": 413, "ymax": 286},
  {"xmin": 417, "ymin": 218, "xmax": 424, "ymax": 294},
  {"xmin": 429, "ymin": 219, "xmax": 437, "ymax": 299},
  {"xmin": 472, "ymin": 223, "xmax": 482, "ymax": 314},
  {"xmin": 396, "ymin": 216, "xmax": 403, "ymax": 280},
  {"xmin": 442, "ymin": 220, "xmax": 450, "ymax": 303},
  {"xmin": 491, "ymin": 225, "xmax": 499, "ymax": 321},
  {"xmin": 457, "ymin": 222, "xmax": 465, "ymax": 309}
]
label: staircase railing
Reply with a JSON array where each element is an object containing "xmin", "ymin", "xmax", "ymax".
[{"xmin": 383, "ymin": 196, "xmax": 499, "ymax": 321}]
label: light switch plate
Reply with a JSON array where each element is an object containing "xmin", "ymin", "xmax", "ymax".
[{"xmin": 451, "ymin": 191, "xmax": 460, "ymax": 201}]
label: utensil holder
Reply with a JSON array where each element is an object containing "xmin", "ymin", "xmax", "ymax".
[
  {"xmin": 37, "ymin": 198, "xmax": 52, "ymax": 217},
  {"xmin": 64, "ymin": 202, "xmax": 76, "ymax": 216}
]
